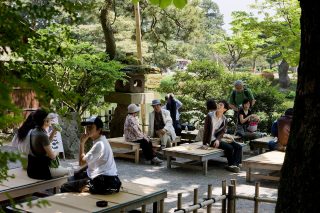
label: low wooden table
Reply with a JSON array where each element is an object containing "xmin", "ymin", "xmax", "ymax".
[
  {"xmin": 0, "ymin": 168, "xmax": 68, "ymax": 202},
  {"xmin": 242, "ymin": 151, "xmax": 285, "ymax": 182},
  {"xmin": 250, "ymin": 136, "xmax": 275, "ymax": 154},
  {"xmin": 164, "ymin": 142, "xmax": 227, "ymax": 175},
  {"xmin": 12, "ymin": 182, "xmax": 167, "ymax": 213},
  {"xmin": 108, "ymin": 137, "xmax": 140, "ymax": 164},
  {"xmin": 180, "ymin": 130, "xmax": 199, "ymax": 143}
]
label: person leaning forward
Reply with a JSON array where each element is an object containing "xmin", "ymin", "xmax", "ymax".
[
  {"xmin": 148, "ymin": 99, "xmax": 176, "ymax": 149},
  {"xmin": 61, "ymin": 116, "xmax": 121, "ymax": 194}
]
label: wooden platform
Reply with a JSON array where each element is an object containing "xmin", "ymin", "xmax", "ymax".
[
  {"xmin": 108, "ymin": 137, "xmax": 140, "ymax": 164},
  {"xmin": 250, "ymin": 136, "xmax": 275, "ymax": 154},
  {"xmin": 11, "ymin": 182, "xmax": 167, "ymax": 213},
  {"xmin": 0, "ymin": 168, "xmax": 68, "ymax": 202},
  {"xmin": 164, "ymin": 142, "xmax": 245, "ymax": 175},
  {"xmin": 242, "ymin": 151, "xmax": 285, "ymax": 182}
]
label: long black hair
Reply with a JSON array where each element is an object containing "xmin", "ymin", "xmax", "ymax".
[
  {"xmin": 32, "ymin": 109, "xmax": 48, "ymax": 128},
  {"xmin": 17, "ymin": 112, "xmax": 36, "ymax": 141}
]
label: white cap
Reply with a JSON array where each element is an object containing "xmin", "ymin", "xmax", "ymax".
[{"xmin": 128, "ymin": 104, "xmax": 140, "ymax": 114}]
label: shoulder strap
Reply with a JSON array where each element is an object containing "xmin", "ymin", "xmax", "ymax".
[{"xmin": 29, "ymin": 130, "xmax": 37, "ymax": 156}]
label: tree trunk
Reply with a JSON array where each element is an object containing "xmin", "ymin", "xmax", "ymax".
[
  {"xmin": 100, "ymin": 0, "xmax": 116, "ymax": 60},
  {"xmin": 278, "ymin": 59, "xmax": 290, "ymax": 88},
  {"xmin": 276, "ymin": 1, "xmax": 320, "ymax": 212}
]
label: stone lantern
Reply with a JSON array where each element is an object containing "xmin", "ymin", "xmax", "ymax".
[{"xmin": 105, "ymin": 65, "xmax": 160, "ymax": 137}]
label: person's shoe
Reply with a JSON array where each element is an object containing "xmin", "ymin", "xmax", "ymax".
[
  {"xmin": 151, "ymin": 157, "xmax": 163, "ymax": 165},
  {"xmin": 226, "ymin": 165, "xmax": 240, "ymax": 173}
]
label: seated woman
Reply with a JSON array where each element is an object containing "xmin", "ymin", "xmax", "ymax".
[
  {"xmin": 236, "ymin": 99, "xmax": 265, "ymax": 140},
  {"xmin": 11, "ymin": 112, "xmax": 35, "ymax": 156},
  {"xmin": 27, "ymin": 109, "xmax": 69, "ymax": 180},
  {"xmin": 124, "ymin": 104, "xmax": 163, "ymax": 165}
]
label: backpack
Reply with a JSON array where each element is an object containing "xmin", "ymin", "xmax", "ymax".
[{"xmin": 232, "ymin": 87, "xmax": 251, "ymax": 105}]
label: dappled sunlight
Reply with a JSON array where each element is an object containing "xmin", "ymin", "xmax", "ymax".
[{"xmin": 125, "ymin": 177, "xmax": 169, "ymax": 187}]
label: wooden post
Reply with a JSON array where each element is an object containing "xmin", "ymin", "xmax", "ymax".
[
  {"xmin": 160, "ymin": 199, "xmax": 164, "ymax": 213},
  {"xmin": 230, "ymin": 179, "xmax": 237, "ymax": 211},
  {"xmin": 142, "ymin": 205, "xmax": 146, "ymax": 213},
  {"xmin": 254, "ymin": 182, "xmax": 260, "ymax": 213},
  {"xmin": 134, "ymin": 2, "xmax": 143, "ymax": 64},
  {"xmin": 178, "ymin": 193, "xmax": 182, "ymax": 211},
  {"xmin": 193, "ymin": 188, "xmax": 198, "ymax": 213},
  {"xmin": 222, "ymin": 180, "xmax": 227, "ymax": 213},
  {"xmin": 207, "ymin": 184, "xmax": 212, "ymax": 213},
  {"xmin": 227, "ymin": 185, "xmax": 235, "ymax": 213},
  {"xmin": 140, "ymin": 103, "xmax": 147, "ymax": 133}
]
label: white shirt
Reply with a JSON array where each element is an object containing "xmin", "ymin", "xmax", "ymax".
[
  {"xmin": 83, "ymin": 135, "xmax": 118, "ymax": 179},
  {"xmin": 210, "ymin": 111, "xmax": 223, "ymax": 142}
]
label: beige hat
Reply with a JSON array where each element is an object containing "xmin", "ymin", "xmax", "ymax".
[{"xmin": 128, "ymin": 104, "xmax": 140, "ymax": 114}]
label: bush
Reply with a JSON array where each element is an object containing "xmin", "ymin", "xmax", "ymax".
[{"xmin": 158, "ymin": 60, "xmax": 286, "ymax": 133}]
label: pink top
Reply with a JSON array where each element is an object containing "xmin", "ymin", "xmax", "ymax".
[{"xmin": 124, "ymin": 114, "xmax": 146, "ymax": 142}]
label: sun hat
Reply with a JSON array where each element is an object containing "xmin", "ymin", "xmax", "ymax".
[
  {"xmin": 81, "ymin": 116, "xmax": 104, "ymax": 129},
  {"xmin": 128, "ymin": 104, "xmax": 140, "ymax": 114},
  {"xmin": 151, "ymin": 99, "xmax": 161, "ymax": 106}
]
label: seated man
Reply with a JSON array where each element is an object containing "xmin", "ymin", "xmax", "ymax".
[
  {"xmin": 268, "ymin": 108, "xmax": 293, "ymax": 151},
  {"xmin": 124, "ymin": 104, "xmax": 163, "ymax": 164},
  {"xmin": 148, "ymin": 99, "xmax": 176, "ymax": 149},
  {"xmin": 61, "ymin": 116, "xmax": 121, "ymax": 194},
  {"xmin": 203, "ymin": 99, "xmax": 242, "ymax": 173}
]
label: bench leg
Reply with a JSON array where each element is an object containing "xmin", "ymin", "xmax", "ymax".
[
  {"xmin": 160, "ymin": 199, "xmax": 164, "ymax": 213},
  {"xmin": 142, "ymin": 205, "xmax": 146, "ymax": 213},
  {"xmin": 167, "ymin": 155, "xmax": 172, "ymax": 169},
  {"xmin": 246, "ymin": 168, "xmax": 252, "ymax": 182},
  {"xmin": 203, "ymin": 160, "xmax": 208, "ymax": 176},
  {"xmin": 134, "ymin": 149, "xmax": 139, "ymax": 164}
]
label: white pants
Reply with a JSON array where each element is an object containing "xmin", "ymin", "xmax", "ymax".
[
  {"xmin": 50, "ymin": 166, "xmax": 69, "ymax": 178},
  {"xmin": 160, "ymin": 133, "xmax": 172, "ymax": 147}
]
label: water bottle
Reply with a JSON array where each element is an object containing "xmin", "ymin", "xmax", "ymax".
[{"xmin": 185, "ymin": 124, "xmax": 188, "ymax": 132}]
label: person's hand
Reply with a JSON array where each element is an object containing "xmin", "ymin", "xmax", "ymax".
[
  {"xmin": 80, "ymin": 133, "xmax": 90, "ymax": 144},
  {"xmin": 213, "ymin": 140, "xmax": 220, "ymax": 148},
  {"xmin": 156, "ymin": 129, "xmax": 166, "ymax": 136}
]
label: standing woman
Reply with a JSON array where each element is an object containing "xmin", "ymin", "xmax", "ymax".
[{"xmin": 27, "ymin": 109, "xmax": 68, "ymax": 180}]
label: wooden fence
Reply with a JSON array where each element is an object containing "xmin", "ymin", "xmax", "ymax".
[{"xmin": 174, "ymin": 179, "xmax": 277, "ymax": 213}]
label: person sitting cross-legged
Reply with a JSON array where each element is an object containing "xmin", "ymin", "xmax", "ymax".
[
  {"xmin": 124, "ymin": 104, "xmax": 163, "ymax": 165},
  {"xmin": 202, "ymin": 99, "xmax": 242, "ymax": 173},
  {"xmin": 61, "ymin": 116, "xmax": 121, "ymax": 194},
  {"xmin": 148, "ymin": 99, "xmax": 176, "ymax": 149}
]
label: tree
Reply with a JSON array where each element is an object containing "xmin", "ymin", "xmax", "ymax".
[{"xmin": 276, "ymin": 0, "xmax": 320, "ymax": 211}]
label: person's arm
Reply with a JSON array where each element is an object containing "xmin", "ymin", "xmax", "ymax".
[
  {"xmin": 247, "ymin": 89, "xmax": 256, "ymax": 106},
  {"xmin": 202, "ymin": 115, "xmax": 212, "ymax": 145},
  {"xmin": 163, "ymin": 110, "xmax": 174, "ymax": 131},
  {"xmin": 175, "ymin": 99, "xmax": 182, "ymax": 109},
  {"xmin": 79, "ymin": 133, "xmax": 90, "ymax": 166},
  {"xmin": 43, "ymin": 145, "xmax": 58, "ymax": 159},
  {"xmin": 48, "ymin": 129, "xmax": 57, "ymax": 141},
  {"xmin": 228, "ymin": 91, "xmax": 238, "ymax": 111},
  {"xmin": 240, "ymin": 114, "xmax": 252, "ymax": 124}
]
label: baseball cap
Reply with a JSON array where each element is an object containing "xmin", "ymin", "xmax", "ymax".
[{"xmin": 81, "ymin": 116, "xmax": 104, "ymax": 129}]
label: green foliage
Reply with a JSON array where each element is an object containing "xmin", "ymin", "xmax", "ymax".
[
  {"xmin": 7, "ymin": 25, "xmax": 124, "ymax": 116},
  {"xmin": 158, "ymin": 60, "xmax": 286, "ymax": 132}
]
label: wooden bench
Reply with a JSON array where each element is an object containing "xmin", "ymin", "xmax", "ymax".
[
  {"xmin": 108, "ymin": 137, "xmax": 180, "ymax": 164},
  {"xmin": 108, "ymin": 137, "xmax": 140, "ymax": 164},
  {"xmin": 242, "ymin": 150, "xmax": 285, "ymax": 182},
  {"xmin": 250, "ymin": 136, "xmax": 275, "ymax": 154},
  {"xmin": 11, "ymin": 182, "xmax": 167, "ymax": 213},
  {"xmin": 0, "ymin": 168, "xmax": 68, "ymax": 202}
]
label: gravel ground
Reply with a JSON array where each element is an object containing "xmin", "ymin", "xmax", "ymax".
[
  {"xmin": 61, "ymin": 146, "xmax": 278, "ymax": 213},
  {"xmin": 3, "ymin": 143, "xmax": 278, "ymax": 213}
]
